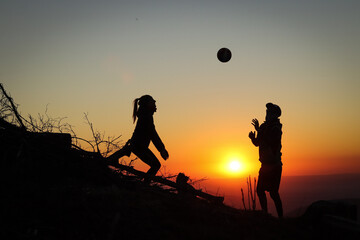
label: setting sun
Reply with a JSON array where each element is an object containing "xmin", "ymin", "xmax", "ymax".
[
  {"xmin": 221, "ymin": 153, "xmax": 248, "ymax": 177},
  {"xmin": 209, "ymin": 146, "xmax": 258, "ymax": 178},
  {"xmin": 228, "ymin": 160, "xmax": 242, "ymax": 172}
]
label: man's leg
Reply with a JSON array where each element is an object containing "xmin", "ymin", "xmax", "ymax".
[
  {"xmin": 257, "ymin": 170, "xmax": 268, "ymax": 213},
  {"xmin": 257, "ymin": 187, "xmax": 268, "ymax": 213},
  {"xmin": 270, "ymin": 191, "xmax": 283, "ymax": 218},
  {"xmin": 270, "ymin": 164, "xmax": 283, "ymax": 218}
]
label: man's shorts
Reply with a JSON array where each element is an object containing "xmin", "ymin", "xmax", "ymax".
[{"xmin": 257, "ymin": 163, "xmax": 282, "ymax": 192}]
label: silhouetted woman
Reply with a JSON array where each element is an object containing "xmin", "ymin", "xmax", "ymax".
[{"xmin": 107, "ymin": 95, "xmax": 169, "ymax": 182}]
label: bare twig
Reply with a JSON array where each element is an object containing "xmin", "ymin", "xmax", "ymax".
[
  {"xmin": 0, "ymin": 83, "xmax": 127, "ymax": 164},
  {"xmin": 248, "ymin": 176, "xmax": 254, "ymax": 210},
  {"xmin": 253, "ymin": 177, "xmax": 257, "ymax": 210},
  {"xmin": 0, "ymin": 83, "xmax": 26, "ymax": 130},
  {"xmin": 241, "ymin": 188, "xmax": 247, "ymax": 210},
  {"xmin": 158, "ymin": 166, "xmax": 178, "ymax": 180},
  {"xmin": 72, "ymin": 137, "xmax": 96, "ymax": 152},
  {"xmin": 247, "ymin": 177, "xmax": 250, "ymax": 210},
  {"xmin": 83, "ymin": 113, "xmax": 101, "ymax": 154},
  {"xmin": 119, "ymin": 156, "xmax": 138, "ymax": 167},
  {"xmin": 242, "ymin": 176, "xmax": 258, "ymax": 211},
  {"xmin": 248, "ymin": 176, "xmax": 257, "ymax": 210},
  {"xmin": 21, "ymin": 106, "xmax": 75, "ymax": 134}
]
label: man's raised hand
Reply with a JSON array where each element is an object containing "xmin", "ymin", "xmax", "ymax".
[
  {"xmin": 249, "ymin": 131, "xmax": 256, "ymax": 140},
  {"xmin": 251, "ymin": 118, "xmax": 260, "ymax": 131}
]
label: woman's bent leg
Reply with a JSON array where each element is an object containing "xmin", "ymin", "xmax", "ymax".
[{"xmin": 132, "ymin": 147, "xmax": 161, "ymax": 182}]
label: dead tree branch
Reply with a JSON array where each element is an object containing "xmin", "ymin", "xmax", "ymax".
[
  {"xmin": 0, "ymin": 83, "xmax": 26, "ymax": 130},
  {"xmin": 112, "ymin": 163, "xmax": 224, "ymax": 203},
  {"xmin": 83, "ymin": 112, "xmax": 101, "ymax": 153},
  {"xmin": 82, "ymin": 113, "xmax": 124, "ymax": 158}
]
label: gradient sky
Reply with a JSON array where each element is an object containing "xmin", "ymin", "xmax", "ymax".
[{"xmin": 2, "ymin": 0, "xmax": 360, "ymax": 178}]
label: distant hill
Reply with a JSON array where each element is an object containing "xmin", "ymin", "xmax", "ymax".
[
  {"xmin": 200, "ymin": 174, "xmax": 360, "ymax": 218},
  {"xmin": 281, "ymin": 174, "xmax": 360, "ymax": 219}
]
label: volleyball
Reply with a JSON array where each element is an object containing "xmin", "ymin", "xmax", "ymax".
[{"xmin": 217, "ymin": 48, "xmax": 232, "ymax": 63}]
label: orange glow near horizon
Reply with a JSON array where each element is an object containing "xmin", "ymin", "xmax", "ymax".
[{"xmin": 86, "ymin": 124, "xmax": 360, "ymax": 179}]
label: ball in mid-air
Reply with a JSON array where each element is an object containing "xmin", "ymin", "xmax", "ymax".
[{"xmin": 217, "ymin": 48, "xmax": 232, "ymax": 63}]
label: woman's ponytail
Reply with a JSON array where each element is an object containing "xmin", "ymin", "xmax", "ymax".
[
  {"xmin": 133, "ymin": 95, "xmax": 154, "ymax": 123},
  {"xmin": 133, "ymin": 98, "xmax": 139, "ymax": 123}
]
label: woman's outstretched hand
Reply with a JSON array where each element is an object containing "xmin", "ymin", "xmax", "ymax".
[{"xmin": 161, "ymin": 149, "xmax": 169, "ymax": 160}]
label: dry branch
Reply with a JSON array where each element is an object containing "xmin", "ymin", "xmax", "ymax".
[
  {"xmin": 248, "ymin": 176, "xmax": 254, "ymax": 210},
  {"xmin": 81, "ymin": 113, "xmax": 124, "ymax": 158},
  {"xmin": 247, "ymin": 177, "xmax": 250, "ymax": 209},
  {"xmin": 0, "ymin": 83, "xmax": 26, "ymax": 130},
  {"xmin": 253, "ymin": 177, "xmax": 257, "ymax": 210},
  {"xmin": 112, "ymin": 163, "xmax": 224, "ymax": 204},
  {"xmin": 241, "ymin": 188, "xmax": 247, "ymax": 210}
]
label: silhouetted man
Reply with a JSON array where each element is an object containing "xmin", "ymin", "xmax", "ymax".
[{"xmin": 249, "ymin": 103, "xmax": 283, "ymax": 218}]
